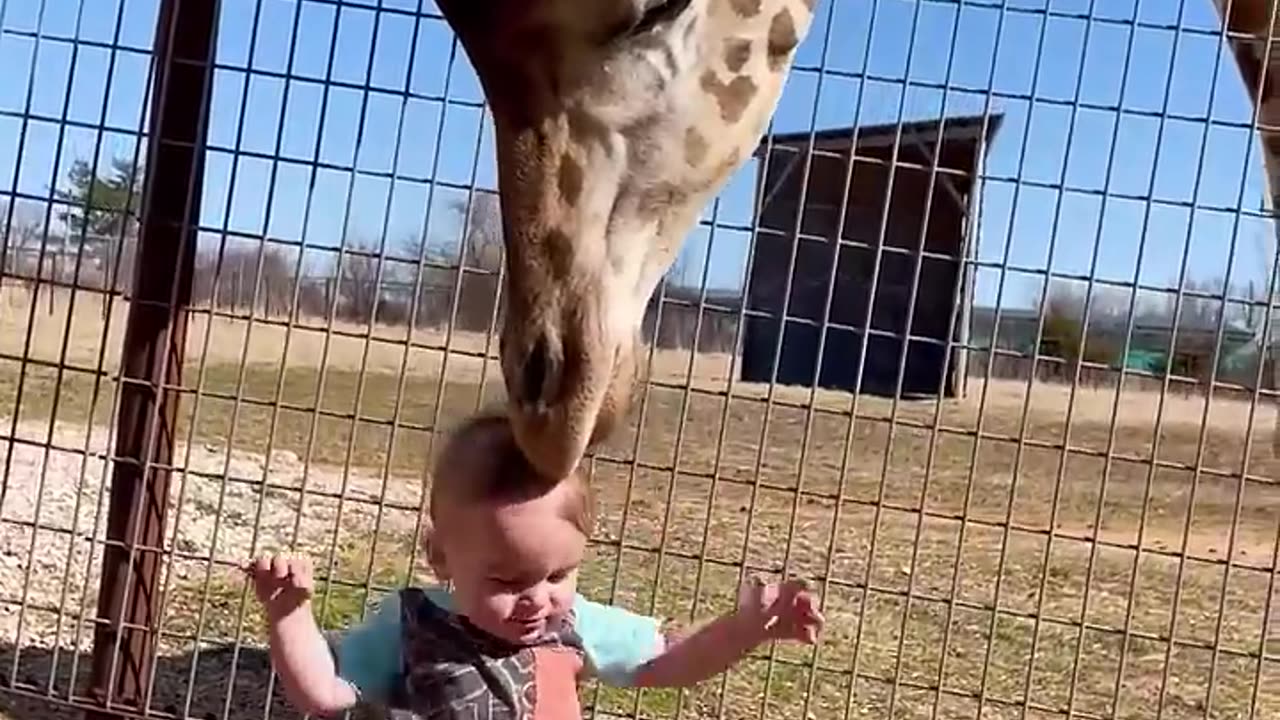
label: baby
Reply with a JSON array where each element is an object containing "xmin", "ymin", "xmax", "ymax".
[{"xmin": 244, "ymin": 411, "xmax": 824, "ymax": 718}]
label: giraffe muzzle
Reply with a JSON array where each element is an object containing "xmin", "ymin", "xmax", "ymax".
[
  {"xmin": 518, "ymin": 334, "xmax": 564, "ymax": 413},
  {"xmin": 500, "ymin": 297, "xmax": 635, "ymax": 480}
]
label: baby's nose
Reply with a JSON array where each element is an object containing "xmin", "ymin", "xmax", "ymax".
[{"xmin": 516, "ymin": 585, "xmax": 549, "ymax": 613}]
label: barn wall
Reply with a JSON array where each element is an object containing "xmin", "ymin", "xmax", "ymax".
[{"xmin": 741, "ymin": 131, "xmax": 978, "ymax": 397}]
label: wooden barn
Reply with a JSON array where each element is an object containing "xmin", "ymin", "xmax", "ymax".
[{"xmin": 739, "ymin": 113, "xmax": 1003, "ymax": 398}]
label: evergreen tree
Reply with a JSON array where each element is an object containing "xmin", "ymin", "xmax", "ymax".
[{"xmin": 54, "ymin": 156, "xmax": 144, "ymax": 240}]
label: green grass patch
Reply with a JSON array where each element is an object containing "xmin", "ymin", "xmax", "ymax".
[{"xmin": 0, "ymin": 360, "xmax": 506, "ymax": 476}]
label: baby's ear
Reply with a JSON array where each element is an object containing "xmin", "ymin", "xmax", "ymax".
[{"xmin": 422, "ymin": 522, "xmax": 450, "ymax": 580}]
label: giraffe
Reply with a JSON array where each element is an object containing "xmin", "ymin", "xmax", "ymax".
[
  {"xmin": 1210, "ymin": 0, "xmax": 1280, "ymax": 455},
  {"xmin": 434, "ymin": 0, "xmax": 818, "ymax": 478}
]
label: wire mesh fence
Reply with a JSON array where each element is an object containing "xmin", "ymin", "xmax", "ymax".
[{"xmin": 1, "ymin": 0, "xmax": 1279, "ymax": 719}]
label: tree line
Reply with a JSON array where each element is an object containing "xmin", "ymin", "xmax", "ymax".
[
  {"xmin": 0, "ymin": 156, "xmax": 743, "ymax": 353},
  {"xmin": 10, "ymin": 153, "xmax": 1272, "ymax": 385},
  {"xmin": 975, "ymin": 276, "xmax": 1275, "ymax": 391}
]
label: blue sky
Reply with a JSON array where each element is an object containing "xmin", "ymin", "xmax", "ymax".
[{"xmin": 0, "ymin": 0, "xmax": 1275, "ymax": 311}]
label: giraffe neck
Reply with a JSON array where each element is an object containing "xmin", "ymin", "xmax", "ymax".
[{"xmin": 431, "ymin": 0, "xmax": 818, "ymax": 477}]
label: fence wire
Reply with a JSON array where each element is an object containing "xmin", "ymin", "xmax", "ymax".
[{"xmin": 1, "ymin": 0, "xmax": 1279, "ymax": 719}]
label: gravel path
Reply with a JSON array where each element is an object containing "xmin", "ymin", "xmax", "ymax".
[{"xmin": 0, "ymin": 419, "xmax": 428, "ymax": 719}]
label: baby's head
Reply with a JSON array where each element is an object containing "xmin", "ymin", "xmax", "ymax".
[{"xmin": 424, "ymin": 410, "xmax": 594, "ymax": 645}]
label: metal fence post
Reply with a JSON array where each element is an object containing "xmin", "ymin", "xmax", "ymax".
[{"xmin": 85, "ymin": 0, "xmax": 216, "ymax": 716}]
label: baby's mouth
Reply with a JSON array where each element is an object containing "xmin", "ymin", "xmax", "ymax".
[{"xmin": 509, "ymin": 615, "xmax": 550, "ymax": 637}]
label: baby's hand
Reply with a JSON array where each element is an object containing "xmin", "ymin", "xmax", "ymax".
[
  {"xmin": 243, "ymin": 553, "xmax": 314, "ymax": 618},
  {"xmin": 737, "ymin": 576, "xmax": 825, "ymax": 645}
]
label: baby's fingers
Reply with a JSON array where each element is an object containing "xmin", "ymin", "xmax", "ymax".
[
  {"xmin": 239, "ymin": 556, "xmax": 270, "ymax": 577},
  {"xmin": 779, "ymin": 577, "xmax": 809, "ymax": 596},
  {"xmin": 793, "ymin": 590, "xmax": 824, "ymax": 620},
  {"xmin": 772, "ymin": 578, "xmax": 809, "ymax": 609},
  {"xmin": 271, "ymin": 554, "xmax": 292, "ymax": 581},
  {"xmin": 290, "ymin": 558, "xmax": 314, "ymax": 592}
]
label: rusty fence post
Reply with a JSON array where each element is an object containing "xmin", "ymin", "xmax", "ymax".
[{"xmin": 85, "ymin": 0, "xmax": 216, "ymax": 716}]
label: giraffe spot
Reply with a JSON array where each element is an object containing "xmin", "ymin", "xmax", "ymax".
[
  {"xmin": 684, "ymin": 128, "xmax": 709, "ymax": 167},
  {"xmin": 542, "ymin": 228, "xmax": 577, "ymax": 280},
  {"xmin": 727, "ymin": 0, "xmax": 763, "ymax": 17},
  {"xmin": 767, "ymin": 10, "xmax": 799, "ymax": 71},
  {"xmin": 637, "ymin": 183, "xmax": 689, "ymax": 217},
  {"xmin": 558, "ymin": 156, "xmax": 584, "ymax": 206},
  {"xmin": 700, "ymin": 71, "xmax": 758, "ymax": 124},
  {"xmin": 723, "ymin": 37, "xmax": 752, "ymax": 73}
]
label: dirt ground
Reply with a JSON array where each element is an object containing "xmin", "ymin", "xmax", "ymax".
[{"xmin": 0, "ymin": 289, "xmax": 1277, "ymax": 719}]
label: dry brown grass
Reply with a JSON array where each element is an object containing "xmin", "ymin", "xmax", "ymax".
[{"xmin": 1, "ymin": 285, "xmax": 1278, "ymax": 720}]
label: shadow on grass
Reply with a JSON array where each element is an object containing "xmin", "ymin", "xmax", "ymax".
[{"xmin": 0, "ymin": 640, "xmax": 307, "ymax": 720}]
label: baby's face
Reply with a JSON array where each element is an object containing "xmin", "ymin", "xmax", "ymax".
[{"xmin": 435, "ymin": 484, "xmax": 587, "ymax": 645}]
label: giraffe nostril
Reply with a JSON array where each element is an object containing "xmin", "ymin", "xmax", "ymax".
[{"xmin": 521, "ymin": 335, "xmax": 561, "ymax": 410}]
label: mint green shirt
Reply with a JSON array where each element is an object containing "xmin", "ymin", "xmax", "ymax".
[{"xmin": 331, "ymin": 585, "xmax": 666, "ymax": 703}]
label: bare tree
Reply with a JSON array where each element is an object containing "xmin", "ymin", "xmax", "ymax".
[
  {"xmin": 386, "ymin": 230, "xmax": 460, "ymax": 328},
  {"xmin": 1232, "ymin": 278, "xmax": 1268, "ymax": 334},
  {"xmin": 1165, "ymin": 276, "xmax": 1223, "ymax": 332},
  {"xmin": 453, "ymin": 191, "xmax": 504, "ymax": 273},
  {"xmin": 5, "ymin": 200, "xmax": 46, "ymax": 247},
  {"xmin": 1033, "ymin": 277, "xmax": 1123, "ymax": 372},
  {"xmin": 666, "ymin": 245, "xmax": 698, "ymax": 289},
  {"xmin": 1088, "ymin": 284, "xmax": 1132, "ymax": 327},
  {"xmin": 337, "ymin": 237, "xmax": 386, "ymax": 323},
  {"xmin": 3, "ymin": 199, "xmax": 50, "ymax": 280},
  {"xmin": 193, "ymin": 241, "xmax": 297, "ymax": 317}
]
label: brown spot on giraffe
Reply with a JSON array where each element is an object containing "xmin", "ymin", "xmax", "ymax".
[
  {"xmin": 766, "ymin": 9, "xmax": 799, "ymax": 71},
  {"xmin": 542, "ymin": 228, "xmax": 577, "ymax": 281},
  {"xmin": 637, "ymin": 182, "xmax": 690, "ymax": 217},
  {"xmin": 700, "ymin": 71, "xmax": 758, "ymax": 124},
  {"xmin": 723, "ymin": 37, "xmax": 753, "ymax": 73},
  {"xmin": 727, "ymin": 0, "xmax": 763, "ymax": 18},
  {"xmin": 684, "ymin": 128, "xmax": 709, "ymax": 167},
  {"xmin": 557, "ymin": 155, "xmax": 584, "ymax": 206}
]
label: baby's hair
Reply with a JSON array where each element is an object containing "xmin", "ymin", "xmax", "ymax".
[{"xmin": 425, "ymin": 409, "xmax": 595, "ymax": 541}]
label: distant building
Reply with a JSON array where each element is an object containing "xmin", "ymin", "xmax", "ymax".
[
  {"xmin": 969, "ymin": 304, "xmax": 1264, "ymax": 385},
  {"xmin": 739, "ymin": 113, "xmax": 1003, "ymax": 398}
]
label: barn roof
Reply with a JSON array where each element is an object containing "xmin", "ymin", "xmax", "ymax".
[
  {"xmin": 754, "ymin": 112, "xmax": 1006, "ymax": 157},
  {"xmin": 749, "ymin": 112, "xmax": 1006, "ymax": 219}
]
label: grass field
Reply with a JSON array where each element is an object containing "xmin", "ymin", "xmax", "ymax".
[{"xmin": 1, "ymin": 286, "xmax": 1279, "ymax": 720}]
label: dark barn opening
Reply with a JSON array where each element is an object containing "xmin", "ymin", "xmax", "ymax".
[{"xmin": 740, "ymin": 113, "xmax": 1003, "ymax": 398}]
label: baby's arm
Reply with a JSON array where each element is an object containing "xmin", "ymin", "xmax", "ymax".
[
  {"xmin": 244, "ymin": 554, "xmax": 399, "ymax": 715},
  {"xmin": 638, "ymin": 579, "xmax": 822, "ymax": 687},
  {"xmin": 631, "ymin": 611, "xmax": 769, "ymax": 688},
  {"xmin": 266, "ymin": 597, "xmax": 358, "ymax": 715},
  {"xmin": 578, "ymin": 578, "xmax": 824, "ymax": 689}
]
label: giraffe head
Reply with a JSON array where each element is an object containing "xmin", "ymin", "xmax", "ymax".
[{"xmin": 436, "ymin": 0, "xmax": 816, "ymax": 478}]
